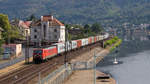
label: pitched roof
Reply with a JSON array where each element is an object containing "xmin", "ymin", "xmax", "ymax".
[
  {"xmin": 31, "ymin": 15, "xmax": 64, "ymax": 27},
  {"xmin": 42, "ymin": 15, "xmax": 64, "ymax": 26},
  {"xmin": 31, "ymin": 20, "xmax": 41, "ymax": 26},
  {"xmin": 19, "ymin": 20, "xmax": 32, "ymax": 29},
  {"xmin": 24, "ymin": 21, "xmax": 32, "ymax": 27}
]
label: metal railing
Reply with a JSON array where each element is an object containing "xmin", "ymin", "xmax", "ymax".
[{"xmin": 39, "ymin": 64, "xmax": 73, "ymax": 84}]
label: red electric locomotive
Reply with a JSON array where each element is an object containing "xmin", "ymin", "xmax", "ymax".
[{"xmin": 33, "ymin": 46, "xmax": 57, "ymax": 63}]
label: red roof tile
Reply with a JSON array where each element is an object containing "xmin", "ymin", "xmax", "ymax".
[
  {"xmin": 24, "ymin": 21, "xmax": 32, "ymax": 27},
  {"xmin": 42, "ymin": 15, "xmax": 64, "ymax": 26},
  {"xmin": 31, "ymin": 15, "xmax": 64, "ymax": 27},
  {"xmin": 19, "ymin": 21, "xmax": 32, "ymax": 29}
]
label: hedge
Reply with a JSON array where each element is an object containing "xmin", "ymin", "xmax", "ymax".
[{"xmin": 104, "ymin": 36, "xmax": 120, "ymax": 48}]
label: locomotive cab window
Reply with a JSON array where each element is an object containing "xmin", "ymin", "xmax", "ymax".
[{"xmin": 34, "ymin": 50, "xmax": 42, "ymax": 54}]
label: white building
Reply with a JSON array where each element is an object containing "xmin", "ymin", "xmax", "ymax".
[
  {"xmin": 18, "ymin": 20, "xmax": 31, "ymax": 37},
  {"xmin": 11, "ymin": 20, "xmax": 31, "ymax": 39},
  {"xmin": 30, "ymin": 15, "xmax": 65, "ymax": 45}
]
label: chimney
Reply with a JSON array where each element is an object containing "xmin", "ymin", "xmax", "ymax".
[
  {"xmin": 41, "ymin": 16, "xmax": 43, "ymax": 21},
  {"xmin": 51, "ymin": 15, "xmax": 53, "ymax": 20}
]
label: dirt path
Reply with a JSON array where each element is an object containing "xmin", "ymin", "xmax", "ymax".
[{"xmin": 64, "ymin": 70, "xmax": 115, "ymax": 84}]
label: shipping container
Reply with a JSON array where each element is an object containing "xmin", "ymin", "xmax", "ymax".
[
  {"xmin": 81, "ymin": 38, "xmax": 88, "ymax": 46},
  {"xmin": 71, "ymin": 40, "xmax": 77, "ymax": 49},
  {"xmin": 94, "ymin": 36, "xmax": 97, "ymax": 42},
  {"xmin": 88, "ymin": 37, "xmax": 92, "ymax": 44},
  {"xmin": 85, "ymin": 38, "xmax": 89, "ymax": 45},
  {"xmin": 97, "ymin": 35, "xmax": 99, "ymax": 41},
  {"xmin": 99, "ymin": 35, "xmax": 101, "ymax": 41},
  {"xmin": 99, "ymin": 35, "xmax": 103, "ymax": 40},
  {"xmin": 65, "ymin": 41, "xmax": 72, "ymax": 51},
  {"xmin": 76, "ymin": 40, "xmax": 82, "ymax": 48},
  {"xmin": 52, "ymin": 43, "xmax": 65, "ymax": 54},
  {"xmin": 96, "ymin": 36, "xmax": 99, "ymax": 41},
  {"xmin": 91, "ymin": 37, "xmax": 95, "ymax": 43},
  {"xmin": 81, "ymin": 39, "xmax": 85, "ymax": 46}
]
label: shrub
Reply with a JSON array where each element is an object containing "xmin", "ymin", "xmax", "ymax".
[
  {"xmin": 111, "ymin": 39, "xmax": 116, "ymax": 44},
  {"xmin": 104, "ymin": 37, "xmax": 122, "ymax": 49},
  {"xmin": 110, "ymin": 46, "xmax": 115, "ymax": 52},
  {"xmin": 113, "ymin": 36, "xmax": 119, "ymax": 40},
  {"xmin": 104, "ymin": 43, "xmax": 107, "ymax": 48},
  {"xmin": 108, "ymin": 40, "xmax": 113, "ymax": 45}
]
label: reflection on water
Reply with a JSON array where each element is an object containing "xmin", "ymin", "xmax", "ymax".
[
  {"xmin": 97, "ymin": 30, "xmax": 150, "ymax": 84},
  {"xmin": 97, "ymin": 51, "xmax": 150, "ymax": 84}
]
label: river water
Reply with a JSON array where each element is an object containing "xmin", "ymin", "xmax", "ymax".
[{"xmin": 97, "ymin": 30, "xmax": 150, "ymax": 84}]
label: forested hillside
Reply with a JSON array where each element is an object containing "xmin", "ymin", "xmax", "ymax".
[{"xmin": 0, "ymin": 0, "xmax": 150, "ymax": 25}]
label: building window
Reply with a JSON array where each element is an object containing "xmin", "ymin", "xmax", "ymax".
[
  {"xmin": 44, "ymin": 24, "xmax": 46, "ymax": 38},
  {"xmin": 34, "ymin": 29, "xmax": 37, "ymax": 32},
  {"xmin": 54, "ymin": 29, "xmax": 57, "ymax": 32},
  {"xmin": 54, "ymin": 35, "xmax": 57, "ymax": 38},
  {"xmin": 34, "ymin": 35, "xmax": 37, "ymax": 39},
  {"xmin": 26, "ymin": 30, "xmax": 28, "ymax": 36}
]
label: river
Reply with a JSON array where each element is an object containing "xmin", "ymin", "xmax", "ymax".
[{"xmin": 97, "ymin": 29, "xmax": 150, "ymax": 84}]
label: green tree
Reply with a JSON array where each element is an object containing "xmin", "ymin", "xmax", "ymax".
[
  {"xmin": 0, "ymin": 14, "xmax": 11, "ymax": 30},
  {"xmin": 65, "ymin": 24, "xmax": 72, "ymax": 30},
  {"xmin": 0, "ymin": 14, "xmax": 22, "ymax": 43},
  {"xmin": 9, "ymin": 25, "xmax": 23, "ymax": 43},
  {"xmin": 84, "ymin": 24, "xmax": 90, "ymax": 30},
  {"xmin": 91, "ymin": 23, "xmax": 103, "ymax": 33},
  {"xmin": 0, "ymin": 14, "xmax": 11, "ymax": 43},
  {"xmin": 0, "ymin": 39, "xmax": 4, "ymax": 55},
  {"xmin": 27, "ymin": 14, "xmax": 37, "ymax": 21},
  {"xmin": 84, "ymin": 24, "xmax": 91, "ymax": 34}
]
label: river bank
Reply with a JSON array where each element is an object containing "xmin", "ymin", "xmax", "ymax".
[{"xmin": 97, "ymin": 47, "xmax": 150, "ymax": 84}]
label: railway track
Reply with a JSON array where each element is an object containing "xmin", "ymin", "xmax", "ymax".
[{"xmin": 0, "ymin": 42, "xmax": 102, "ymax": 84}]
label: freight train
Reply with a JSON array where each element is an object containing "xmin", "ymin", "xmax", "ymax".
[{"xmin": 33, "ymin": 33, "xmax": 109, "ymax": 63}]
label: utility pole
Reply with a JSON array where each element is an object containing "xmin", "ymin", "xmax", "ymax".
[
  {"xmin": 94, "ymin": 51, "xmax": 96, "ymax": 84},
  {"xmin": 102, "ymin": 33, "xmax": 104, "ymax": 48},
  {"xmin": 25, "ymin": 32, "xmax": 29, "ymax": 64},
  {"xmin": 8, "ymin": 30, "xmax": 11, "ymax": 59},
  {"xmin": 64, "ymin": 28, "xmax": 68, "ymax": 66}
]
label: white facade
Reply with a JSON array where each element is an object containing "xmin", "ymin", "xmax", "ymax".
[
  {"xmin": 18, "ymin": 20, "xmax": 31, "ymax": 37},
  {"xmin": 30, "ymin": 15, "xmax": 65, "ymax": 45}
]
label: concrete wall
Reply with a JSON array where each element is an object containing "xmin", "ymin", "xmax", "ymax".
[{"xmin": 2, "ymin": 44, "xmax": 22, "ymax": 59}]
